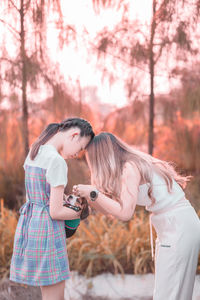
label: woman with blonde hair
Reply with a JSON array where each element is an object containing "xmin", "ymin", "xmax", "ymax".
[{"xmin": 72, "ymin": 132, "xmax": 200, "ymax": 300}]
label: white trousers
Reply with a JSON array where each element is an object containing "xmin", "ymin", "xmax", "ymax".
[{"xmin": 151, "ymin": 201, "xmax": 200, "ymax": 300}]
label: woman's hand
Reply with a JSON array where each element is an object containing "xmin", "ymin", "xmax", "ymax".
[{"xmin": 72, "ymin": 184, "xmax": 95, "ymax": 199}]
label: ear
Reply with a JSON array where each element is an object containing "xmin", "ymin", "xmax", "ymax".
[
  {"xmin": 70, "ymin": 128, "xmax": 80, "ymax": 140},
  {"xmin": 72, "ymin": 132, "xmax": 79, "ymax": 138},
  {"xmin": 71, "ymin": 131, "xmax": 80, "ymax": 141}
]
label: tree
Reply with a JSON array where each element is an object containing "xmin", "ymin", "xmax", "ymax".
[
  {"xmin": 91, "ymin": 0, "xmax": 199, "ymax": 154},
  {"xmin": 0, "ymin": 0, "xmax": 75, "ymax": 157}
]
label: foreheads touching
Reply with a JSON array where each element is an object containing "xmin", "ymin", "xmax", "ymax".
[
  {"xmin": 58, "ymin": 118, "xmax": 95, "ymax": 159},
  {"xmin": 30, "ymin": 117, "xmax": 95, "ymax": 160},
  {"xmin": 86, "ymin": 132, "xmax": 123, "ymax": 172},
  {"xmin": 85, "ymin": 132, "xmax": 126, "ymax": 198}
]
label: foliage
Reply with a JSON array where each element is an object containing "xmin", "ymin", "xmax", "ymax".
[
  {"xmin": 92, "ymin": 0, "xmax": 200, "ymax": 155},
  {"xmin": 174, "ymin": 66, "xmax": 200, "ymax": 118},
  {"xmin": 68, "ymin": 210, "xmax": 200, "ymax": 276},
  {"xmin": 67, "ymin": 211, "xmax": 155, "ymax": 277},
  {"xmin": 0, "ymin": 0, "xmax": 77, "ymax": 156},
  {"xmin": 1, "ymin": 201, "xmax": 199, "ymax": 281},
  {"xmin": 0, "ymin": 1, "xmax": 199, "ymax": 280},
  {"xmin": 154, "ymin": 113, "xmax": 200, "ymax": 174},
  {"xmin": 185, "ymin": 175, "xmax": 200, "ymax": 212},
  {"xmin": 103, "ymin": 100, "xmax": 148, "ymax": 146},
  {"xmin": 92, "ymin": 0, "xmax": 126, "ymax": 12},
  {"xmin": 0, "ymin": 200, "xmax": 18, "ymax": 280},
  {"xmin": 0, "ymin": 85, "xmax": 95, "ymax": 209}
]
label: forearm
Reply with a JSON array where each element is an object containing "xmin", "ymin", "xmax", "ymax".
[
  {"xmin": 89, "ymin": 200, "xmax": 110, "ymax": 215},
  {"xmin": 50, "ymin": 204, "xmax": 81, "ymax": 220},
  {"xmin": 73, "ymin": 163, "xmax": 139, "ymax": 221},
  {"xmin": 49, "ymin": 186, "xmax": 82, "ymax": 220},
  {"xmin": 88, "ymin": 192, "xmax": 133, "ymax": 221},
  {"xmin": 52, "ymin": 207, "xmax": 80, "ymax": 220}
]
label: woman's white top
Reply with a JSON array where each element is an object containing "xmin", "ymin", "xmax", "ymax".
[
  {"xmin": 23, "ymin": 144, "xmax": 68, "ymax": 188},
  {"xmin": 137, "ymin": 171, "xmax": 187, "ymax": 261},
  {"xmin": 137, "ymin": 171, "xmax": 185, "ymax": 213}
]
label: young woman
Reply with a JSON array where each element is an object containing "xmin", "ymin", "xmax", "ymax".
[
  {"xmin": 72, "ymin": 132, "xmax": 200, "ymax": 300},
  {"xmin": 10, "ymin": 117, "xmax": 94, "ymax": 300}
]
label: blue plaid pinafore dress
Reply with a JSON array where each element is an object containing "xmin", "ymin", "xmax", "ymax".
[{"xmin": 10, "ymin": 145, "xmax": 70, "ymax": 286}]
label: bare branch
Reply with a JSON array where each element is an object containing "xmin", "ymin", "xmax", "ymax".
[
  {"xmin": 24, "ymin": 0, "xmax": 31, "ymax": 14},
  {"xmin": 0, "ymin": 57, "xmax": 21, "ymax": 66},
  {"xmin": 8, "ymin": 0, "xmax": 20, "ymax": 12},
  {"xmin": 1, "ymin": 76, "xmax": 21, "ymax": 89},
  {"xmin": 89, "ymin": 41, "xmax": 149, "ymax": 74},
  {"xmin": 154, "ymin": 38, "xmax": 171, "ymax": 64},
  {"xmin": 92, "ymin": 0, "xmax": 126, "ymax": 11},
  {"xmin": 0, "ymin": 19, "xmax": 19, "ymax": 39}
]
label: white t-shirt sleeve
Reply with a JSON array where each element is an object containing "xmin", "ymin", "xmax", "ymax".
[
  {"xmin": 46, "ymin": 156, "xmax": 68, "ymax": 187},
  {"xmin": 23, "ymin": 151, "xmax": 31, "ymax": 169}
]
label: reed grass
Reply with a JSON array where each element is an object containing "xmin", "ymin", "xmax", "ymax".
[
  {"xmin": 0, "ymin": 199, "xmax": 18, "ymax": 280},
  {"xmin": 67, "ymin": 210, "xmax": 155, "ymax": 277},
  {"xmin": 0, "ymin": 199, "xmax": 199, "ymax": 279}
]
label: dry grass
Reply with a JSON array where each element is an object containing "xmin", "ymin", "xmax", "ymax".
[
  {"xmin": 0, "ymin": 199, "xmax": 18, "ymax": 280},
  {"xmin": 67, "ymin": 210, "xmax": 155, "ymax": 277},
  {"xmin": 0, "ymin": 199, "xmax": 199, "ymax": 280},
  {"xmin": 68, "ymin": 208, "xmax": 200, "ymax": 276}
]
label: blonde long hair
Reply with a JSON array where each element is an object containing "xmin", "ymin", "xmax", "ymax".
[{"xmin": 86, "ymin": 132, "xmax": 191, "ymax": 203}]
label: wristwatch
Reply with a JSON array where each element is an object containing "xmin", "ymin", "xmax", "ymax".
[{"xmin": 90, "ymin": 188, "xmax": 99, "ymax": 201}]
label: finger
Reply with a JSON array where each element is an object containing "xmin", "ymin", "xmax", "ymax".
[
  {"xmin": 76, "ymin": 186, "xmax": 81, "ymax": 196},
  {"xmin": 72, "ymin": 185, "xmax": 78, "ymax": 190},
  {"xmin": 72, "ymin": 189, "xmax": 78, "ymax": 196}
]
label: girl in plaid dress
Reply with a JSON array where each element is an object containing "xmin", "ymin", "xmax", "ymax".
[{"xmin": 10, "ymin": 118, "xmax": 94, "ymax": 300}]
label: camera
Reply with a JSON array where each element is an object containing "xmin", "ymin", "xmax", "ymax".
[
  {"xmin": 63, "ymin": 194, "xmax": 89, "ymax": 238},
  {"xmin": 63, "ymin": 194, "xmax": 89, "ymax": 219}
]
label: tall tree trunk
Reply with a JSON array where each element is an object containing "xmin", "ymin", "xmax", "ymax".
[
  {"xmin": 148, "ymin": 0, "xmax": 156, "ymax": 155},
  {"xmin": 20, "ymin": 0, "xmax": 29, "ymax": 157}
]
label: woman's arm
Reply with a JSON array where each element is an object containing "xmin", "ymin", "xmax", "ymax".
[
  {"xmin": 49, "ymin": 186, "xmax": 81, "ymax": 220},
  {"xmin": 88, "ymin": 200, "xmax": 113, "ymax": 216},
  {"xmin": 75, "ymin": 162, "xmax": 141, "ymax": 221}
]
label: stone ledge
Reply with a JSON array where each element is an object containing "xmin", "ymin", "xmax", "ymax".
[
  {"xmin": 1, "ymin": 273, "xmax": 199, "ymax": 300},
  {"xmin": 65, "ymin": 272, "xmax": 200, "ymax": 300}
]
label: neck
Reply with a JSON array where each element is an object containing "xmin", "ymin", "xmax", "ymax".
[{"xmin": 45, "ymin": 134, "xmax": 62, "ymax": 154}]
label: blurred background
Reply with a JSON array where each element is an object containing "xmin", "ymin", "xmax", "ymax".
[{"xmin": 0, "ymin": 0, "xmax": 200, "ymax": 283}]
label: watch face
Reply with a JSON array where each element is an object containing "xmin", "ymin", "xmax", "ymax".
[{"xmin": 90, "ymin": 191, "xmax": 97, "ymax": 199}]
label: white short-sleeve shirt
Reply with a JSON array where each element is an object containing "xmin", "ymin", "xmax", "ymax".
[{"xmin": 23, "ymin": 144, "xmax": 68, "ymax": 187}]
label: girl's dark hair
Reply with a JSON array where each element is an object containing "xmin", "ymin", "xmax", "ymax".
[{"xmin": 30, "ymin": 117, "xmax": 95, "ymax": 160}]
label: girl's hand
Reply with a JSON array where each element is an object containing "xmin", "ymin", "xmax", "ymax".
[
  {"xmin": 72, "ymin": 184, "xmax": 94, "ymax": 199},
  {"xmin": 63, "ymin": 194, "xmax": 69, "ymax": 204}
]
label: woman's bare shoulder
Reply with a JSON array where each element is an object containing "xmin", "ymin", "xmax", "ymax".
[
  {"xmin": 123, "ymin": 161, "xmax": 139, "ymax": 172},
  {"xmin": 122, "ymin": 161, "xmax": 141, "ymax": 181}
]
